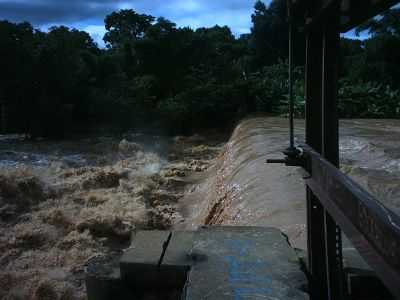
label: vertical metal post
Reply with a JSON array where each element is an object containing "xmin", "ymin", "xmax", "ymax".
[
  {"xmin": 305, "ymin": 1, "xmax": 344, "ymax": 299},
  {"xmin": 288, "ymin": 5, "xmax": 295, "ymax": 150},
  {"xmin": 305, "ymin": 26, "xmax": 328, "ymax": 300},
  {"xmin": 0, "ymin": 96, "xmax": 6, "ymax": 134},
  {"xmin": 322, "ymin": 1, "xmax": 344, "ymax": 299}
]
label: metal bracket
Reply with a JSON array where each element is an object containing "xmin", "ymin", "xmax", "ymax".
[{"xmin": 266, "ymin": 146, "xmax": 307, "ymax": 168}]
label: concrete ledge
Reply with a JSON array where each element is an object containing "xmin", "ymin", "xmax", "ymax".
[
  {"xmin": 120, "ymin": 230, "xmax": 193, "ymax": 289},
  {"xmin": 186, "ymin": 226, "xmax": 308, "ymax": 300},
  {"xmin": 87, "ymin": 226, "xmax": 309, "ymax": 299},
  {"xmin": 120, "ymin": 226, "xmax": 308, "ymax": 299}
]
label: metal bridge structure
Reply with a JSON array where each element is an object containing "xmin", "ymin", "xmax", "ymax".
[
  {"xmin": 269, "ymin": 1, "xmax": 400, "ymax": 299},
  {"xmin": 84, "ymin": 1, "xmax": 400, "ymax": 299}
]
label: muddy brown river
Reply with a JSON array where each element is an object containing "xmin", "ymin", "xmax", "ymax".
[
  {"xmin": 178, "ymin": 118, "xmax": 400, "ymax": 250},
  {"xmin": 1, "ymin": 117, "xmax": 399, "ymax": 299}
]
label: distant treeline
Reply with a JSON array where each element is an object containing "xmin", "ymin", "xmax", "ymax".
[{"xmin": 0, "ymin": 0, "xmax": 399, "ymax": 138}]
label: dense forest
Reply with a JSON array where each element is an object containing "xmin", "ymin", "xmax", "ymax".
[{"xmin": 0, "ymin": 0, "xmax": 399, "ymax": 138}]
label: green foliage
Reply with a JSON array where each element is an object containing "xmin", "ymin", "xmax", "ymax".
[
  {"xmin": 338, "ymin": 80, "xmax": 400, "ymax": 118},
  {"xmin": 157, "ymin": 82, "xmax": 243, "ymax": 134},
  {"xmin": 103, "ymin": 9, "xmax": 155, "ymax": 49},
  {"xmin": 251, "ymin": 0, "xmax": 288, "ymax": 65},
  {"xmin": 250, "ymin": 0, "xmax": 305, "ymax": 67},
  {"xmin": 0, "ymin": 22, "xmax": 100, "ymax": 137},
  {"xmin": 1, "ymin": 1, "xmax": 400, "ymax": 138},
  {"xmin": 243, "ymin": 62, "xmax": 304, "ymax": 116}
]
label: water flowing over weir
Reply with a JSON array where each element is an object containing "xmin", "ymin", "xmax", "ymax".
[
  {"xmin": 178, "ymin": 117, "xmax": 400, "ymax": 250},
  {"xmin": 178, "ymin": 117, "xmax": 307, "ymax": 248},
  {"xmin": 2, "ymin": 117, "xmax": 400, "ymax": 299}
]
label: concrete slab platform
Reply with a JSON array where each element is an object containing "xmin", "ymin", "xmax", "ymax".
[
  {"xmin": 119, "ymin": 226, "xmax": 308, "ymax": 299},
  {"xmin": 186, "ymin": 226, "xmax": 308, "ymax": 300}
]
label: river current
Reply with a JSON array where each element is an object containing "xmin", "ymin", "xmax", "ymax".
[
  {"xmin": 178, "ymin": 118, "xmax": 400, "ymax": 250},
  {"xmin": 0, "ymin": 117, "xmax": 399, "ymax": 298}
]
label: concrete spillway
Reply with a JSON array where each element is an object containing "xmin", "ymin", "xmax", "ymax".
[
  {"xmin": 84, "ymin": 117, "xmax": 400, "ymax": 299},
  {"xmin": 178, "ymin": 117, "xmax": 307, "ymax": 249},
  {"xmin": 178, "ymin": 117, "xmax": 400, "ymax": 251},
  {"xmin": 85, "ymin": 118, "xmax": 310, "ymax": 300}
]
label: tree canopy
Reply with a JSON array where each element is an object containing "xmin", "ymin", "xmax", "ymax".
[{"xmin": 0, "ymin": 1, "xmax": 399, "ymax": 138}]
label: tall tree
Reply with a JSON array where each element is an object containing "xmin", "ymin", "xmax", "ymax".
[
  {"xmin": 250, "ymin": 0, "xmax": 304, "ymax": 67},
  {"xmin": 0, "ymin": 21, "xmax": 38, "ymax": 133},
  {"xmin": 355, "ymin": 7, "xmax": 400, "ymax": 85},
  {"xmin": 250, "ymin": 0, "xmax": 288, "ymax": 66},
  {"xmin": 104, "ymin": 9, "xmax": 155, "ymax": 48},
  {"xmin": 103, "ymin": 9, "xmax": 155, "ymax": 77},
  {"xmin": 33, "ymin": 26, "xmax": 98, "ymax": 137}
]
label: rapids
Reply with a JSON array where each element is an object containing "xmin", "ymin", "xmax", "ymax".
[
  {"xmin": 1, "ymin": 117, "xmax": 400, "ymax": 299},
  {"xmin": 0, "ymin": 132, "xmax": 224, "ymax": 299}
]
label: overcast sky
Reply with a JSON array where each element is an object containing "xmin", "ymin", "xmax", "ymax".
[
  {"xmin": 0, "ymin": 0, "xmax": 385, "ymax": 47},
  {"xmin": 0, "ymin": 0, "xmax": 261, "ymax": 46}
]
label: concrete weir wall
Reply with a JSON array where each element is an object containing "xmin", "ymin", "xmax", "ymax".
[
  {"xmin": 84, "ymin": 117, "xmax": 391, "ymax": 300},
  {"xmin": 179, "ymin": 117, "xmax": 307, "ymax": 249},
  {"xmin": 85, "ymin": 117, "xmax": 311, "ymax": 300}
]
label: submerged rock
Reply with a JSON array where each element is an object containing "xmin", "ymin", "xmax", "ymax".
[
  {"xmin": 14, "ymin": 223, "xmax": 59, "ymax": 250},
  {"xmin": 41, "ymin": 209, "xmax": 73, "ymax": 230},
  {"xmin": 76, "ymin": 215, "xmax": 133, "ymax": 241},
  {"xmin": 81, "ymin": 170, "xmax": 122, "ymax": 190},
  {"xmin": 57, "ymin": 230, "xmax": 96, "ymax": 250},
  {"xmin": 0, "ymin": 204, "xmax": 18, "ymax": 221},
  {"xmin": 0, "ymin": 171, "xmax": 49, "ymax": 218},
  {"xmin": 32, "ymin": 280, "xmax": 74, "ymax": 300},
  {"xmin": 118, "ymin": 139, "xmax": 143, "ymax": 156}
]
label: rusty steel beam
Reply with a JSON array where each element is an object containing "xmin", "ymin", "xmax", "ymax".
[
  {"xmin": 304, "ymin": 147, "xmax": 400, "ymax": 299},
  {"xmin": 304, "ymin": 2, "xmax": 345, "ymax": 299},
  {"xmin": 304, "ymin": 15, "xmax": 328, "ymax": 300},
  {"xmin": 320, "ymin": 3, "xmax": 345, "ymax": 299},
  {"xmin": 300, "ymin": 0, "xmax": 400, "ymax": 33},
  {"xmin": 303, "ymin": 0, "xmax": 338, "ymax": 32},
  {"xmin": 341, "ymin": 0, "xmax": 400, "ymax": 32}
]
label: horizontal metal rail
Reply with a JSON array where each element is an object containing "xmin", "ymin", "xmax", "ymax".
[
  {"xmin": 297, "ymin": 0, "xmax": 400, "ymax": 33},
  {"xmin": 303, "ymin": 146, "xmax": 400, "ymax": 299}
]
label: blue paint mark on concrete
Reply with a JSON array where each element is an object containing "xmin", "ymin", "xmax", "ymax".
[
  {"xmin": 223, "ymin": 238, "xmax": 273, "ymax": 299},
  {"xmin": 224, "ymin": 239, "xmax": 252, "ymax": 256},
  {"xmin": 234, "ymin": 287, "xmax": 273, "ymax": 300},
  {"xmin": 224, "ymin": 256, "xmax": 272, "ymax": 285}
]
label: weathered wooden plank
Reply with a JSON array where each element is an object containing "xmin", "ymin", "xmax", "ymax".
[{"xmin": 304, "ymin": 147, "xmax": 400, "ymax": 299}]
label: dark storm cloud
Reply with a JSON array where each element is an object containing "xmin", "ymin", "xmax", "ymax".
[
  {"xmin": 0, "ymin": 0, "xmax": 121, "ymax": 24},
  {"xmin": 0, "ymin": 0, "xmax": 258, "ymax": 26},
  {"xmin": 0, "ymin": 0, "xmax": 262, "ymax": 45}
]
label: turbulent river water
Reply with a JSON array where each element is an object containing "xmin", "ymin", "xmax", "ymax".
[
  {"xmin": 179, "ymin": 118, "xmax": 400, "ymax": 249},
  {"xmin": 0, "ymin": 117, "xmax": 399, "ymax": 299}
]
